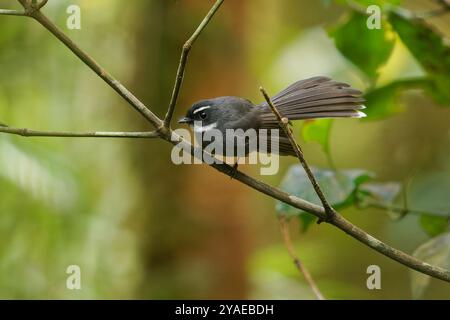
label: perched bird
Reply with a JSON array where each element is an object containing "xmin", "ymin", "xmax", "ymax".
[{"xmin": 178, "ymin": 76, "xmax": 365, "ymax": 157}]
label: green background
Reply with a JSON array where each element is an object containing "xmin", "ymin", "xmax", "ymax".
[{"xmin": 0, "ymin": 0, "xmax": 449, "ymax": 299}]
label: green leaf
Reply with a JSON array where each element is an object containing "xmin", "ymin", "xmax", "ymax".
[
  {"xmin": 364, "ymin": 82, "xmax": 403, "ymax": 120},
  {"xmin": 406, "ymin": 172, "xmax": 450, "ymax": 218},
  {"xmin": 420, "ymin": 215, "xmax": 449, "ymax": 237},
  {"xmin": 363, "ymin": 78, "xmax": 430, "ymax": 120},
  {"xmin": 298, "ymin": 214, "xmax": 316, "ymax": 233},
  {"xmin": 411, "ymin": 232, "xmax": 450, "ymax": 299},
  {"xmin": 389, "ymin": 12, "xmax": 450, "ymax": 105},
  {"xmin": 301, "ymin": 119, "xmax": 333, "ymax": 155},
  {"xmin": 358, "ymin": 181, "xmax": 401, "ymax": 205},
  {"xmin": 358, "ymin": 182, "xmax": 401, "ymax": 205},
  {"xmin": 329, "ymin": 11, "xmax": 395, "ymax": 79},
  {"xmin": 357, "ymin": 181, "xmax": 404, "ymax": 219},
  {"xmin": 276, "ymin": 166, "xmax": 373, "ymax": 231}
]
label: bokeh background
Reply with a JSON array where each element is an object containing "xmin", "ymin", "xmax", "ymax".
[{"xmin": 0, "ymin": 0, "xmax": 449, "ymax": 299}]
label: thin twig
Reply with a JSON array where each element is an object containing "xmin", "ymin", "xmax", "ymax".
[
  {"xmin": 2, "ymin": 0, "xmax": 449, "ymax": 283},
  {"xmin": 0, "ymin": 126, "xmax": 159, "ymax": 138},
  {"xmin": 279, "ymin": 216, "xmax": 325, "ymax": 300},
  {"xmin": 0, "ymin": 9, "xmax": 26, "ymax": 16},
  {"xmin": 260, "ymin": 87, "xmax": 335, "ymax": 221},
  {"xmin": 203, "ymin": 152, "xmax": 450, "ymax": 282},
  {"xmin": 17, "ymin": 0, "xmax": 163, "ymax": 131},
  {"xmin": 163, "ymin": 0, "xmax": 224, "ymax": 128},
  {"xmin": 366, "ymin": 202, "xmax": 447, "ymax": 218},
  {"xmin": 37, "ymin": 0, "xmax": 48, "ymax": 10}
]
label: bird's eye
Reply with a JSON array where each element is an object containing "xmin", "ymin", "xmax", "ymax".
[{"xmin": 199, "ymin": 111, "xmax": 207, "ymax": 119}]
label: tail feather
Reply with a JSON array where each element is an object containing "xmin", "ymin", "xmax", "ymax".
[
  {"xmin": 257, "ymin": 77, "xmax": 365, "ymax": 127},
  {"xmin": 281, "ymin": 104, "xmax": 365, "ymax": 116},
  {"xmin": 275, "ymin": 89, "xmax": 362, "ymax": 107},
  {"xmin": 275, "ymin": 96, "xmax": 364, "ymax": 109},
  {"xmin": 274, "ymin": 81, "xmax": 360, "ymax": 103},
  {"xmin": 272, "ymin": 76, "xmax": 331, "ymax": 99}
]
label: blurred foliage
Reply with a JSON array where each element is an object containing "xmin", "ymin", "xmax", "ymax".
[
  {"xmin": 0, "ymin": 0, "xmax": 142, "ymax": 298},
  {"xmin": 330, "ymin": 11, "xmax": 395, "ymax": 80},
  {"xmin": 278, "ymin": 0, "xmax": 450, "ymax": 298},
  {"xmin": 0, "ymin": 0, "xmax": 449, "ymax": 300},
  {"xmin": 336, "ymin": 0, "xmax": 402, "ymax": 8},
  {"xmin": 301, "ymin": 119, "xmax": 334, "ymax": 160},
  {"xmin": 357, "ymin": 181, "xmax": 402, "ymax": 215},
  {"xmin": 362, "ymin": 78, "xmax": 428, "ymax": 119},
  {"xmin": 411, "ymin": 232, "xmax": 450, "ymax": 298},
  {"xmin": 277, "ymin": 166, "xmax": 372, "ymax": 230},
  {"xmin": 404, "ymin": 171, "xmax": 450, "ymax": 218},
  {"xmin": 388, "ymin": 12, "xmax": 450, "ymax": 105},
  {"xmin": 420, "ymin": 215, "xmax": 449, "ymax": 237}
]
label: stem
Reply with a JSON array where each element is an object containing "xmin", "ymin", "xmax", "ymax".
[
  {"xmin": 366, "ymin": 202, "xmax": 448, "ymax": 218},
  {"xmin": 172, "ymin": 131, "xmax": 450, "ymax": 281},
  {"xmin": 0, "ymin": 9, "xmax": 26, "ymax": 16},
  {"xmin": 21, "ymin": 4, "xmax": 163, "ymax": 129},
  {"xmin": 279, "ymin": 217, "xmax": 325, "ymax": 300},
  {"xmin": 163, "ymin": 0, "xmax": 224, "ymax": 128},
  {"xmin": 37, "ymin": 0, "xmax": 48, "ymax": 10},
  {"xmin": 0, "ymin": 126, "xmax": 159, "ymax": 138},
  {"xmin": 260, "ymin": 87, "xmax": 335, "ymax": 221}
]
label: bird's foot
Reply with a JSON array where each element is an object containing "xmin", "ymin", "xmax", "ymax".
[{"xmin": 228, "ymin": 162, "xmax": 239, "ymax": 180}]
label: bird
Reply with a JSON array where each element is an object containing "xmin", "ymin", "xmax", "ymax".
[{"xmin": 178, "ymin": 76, "xmax": 365, "ymax": 161}]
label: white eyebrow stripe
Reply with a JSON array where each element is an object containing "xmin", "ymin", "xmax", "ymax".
[
  {"xmin": 194, "ymin": 122, "xmax": 217, "ymax": 133},
  {"xmin": 193, "ymin": 105, "xmax": 211, "ymax": 114}
]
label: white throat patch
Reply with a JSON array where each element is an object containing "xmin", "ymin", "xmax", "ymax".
[{"xmin": 194, "ymin": 122, "xmax": 217, "ymax": 133}]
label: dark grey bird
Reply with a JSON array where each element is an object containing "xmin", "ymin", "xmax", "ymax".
[{"xmin": 178, "ymin": 76, "xmax": 365, "ymax": 157}]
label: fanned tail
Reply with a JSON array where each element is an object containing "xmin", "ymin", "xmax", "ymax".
[{"xmin": 258, "ymin": 76, "xmax": 366, "ymax": 128}]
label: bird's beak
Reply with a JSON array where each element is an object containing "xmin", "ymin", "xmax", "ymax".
[{"xmin": 178, "ymin": 117, "xmax": 192, "ymax": 124}]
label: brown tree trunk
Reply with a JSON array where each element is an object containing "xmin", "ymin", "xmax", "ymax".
[{"xmin": 126, "ymin": 0, "xmax": 252, "ymax": 299}]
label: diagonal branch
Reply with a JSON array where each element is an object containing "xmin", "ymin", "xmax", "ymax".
[
  {"xmin": 279, "ymin": 216, "xmax": 325, "ymax": 300},
  {"xmin": 260, "ymin": 87, "xmax": 335, "ymax": 221},
  {"xmin": 0, "ymin": 125, "xmax": 159, "ymax": 138},
  {"xmin": 170, "ymin": 133, "xmax": 450, "ymax": 282},
  {"xmin": 17, "ymin": 0, "xmax": 163, "ymax": 131},
  {"xmin": 3, "ymin": 0, "xmax": 450, "ymax": 283},
  {"xmin": 163, "ymin": 0, "xmax": 225, "ymax": 128}
]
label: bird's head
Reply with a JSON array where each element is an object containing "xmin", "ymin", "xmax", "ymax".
[{"xmin": 178, "ymin": 97, "xmax": 253, "ymax": 133}]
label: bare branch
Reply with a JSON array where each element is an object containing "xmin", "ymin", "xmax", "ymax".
[
  {"xmin": 16, "ymin": 0, "xmax": 163, "ymax": 130},
  {"xmin": 279, "ymin": 216, "xmax": 325, "ymax": 300},
  {"xmin": 365, "ymin": 202, "xmax": 447, "ymax": 219},
  {"xmin": 37, "ymin": 0, "xmax": 48, "ymax": 10},
  {"xmin": 167, "ymin": 131, "xmax": 450, "ymax": 282},
  {"xmin": 163, "ymin": 0, "xmax": 225, "ymax": 128},
  {"xmin": 260, "ymin": 86, "xmax": 335, "ymax": 221},
  {"xmin": 0, "ymin": 9, "xmax": 26, "ymax": 16},
  {"xmin": 0, "ymin": 125, "xmax": 159, "ymax": 138}
]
